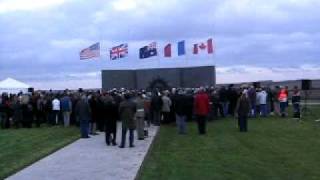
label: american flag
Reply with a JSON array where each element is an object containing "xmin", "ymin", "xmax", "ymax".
[
  {"xmin": 110, "ymin": 43, "xmax": 128, "ymax": 60},
  {"xmin": 80, "ymin": 42, "xmax": 100, "ymax": 60}
]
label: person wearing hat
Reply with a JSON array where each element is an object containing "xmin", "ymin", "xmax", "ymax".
[{"xmin": 235, "ymin": 89, "xmax": 250, "ymax": 132}]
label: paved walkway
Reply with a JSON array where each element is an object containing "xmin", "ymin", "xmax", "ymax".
[{"xmin": 7, "ymin": 124, "xmax": 159, "ymax": 180}]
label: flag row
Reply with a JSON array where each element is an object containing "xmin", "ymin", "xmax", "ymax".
[{"xmin": 80, "ymin": 38, "xmax": 215, "ymax": 60}]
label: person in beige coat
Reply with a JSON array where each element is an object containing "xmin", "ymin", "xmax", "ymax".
[
  {"xmin": 161, "ymin": 91, "xmax": 172, "ymax": 124},
  {"xmin": 134, "ymin": 93, "xmax": 145, "ymax": 140}
]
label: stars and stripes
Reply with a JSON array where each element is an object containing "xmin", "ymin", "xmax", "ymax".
[{"xmin": 80, "ymin": 42, "xmax": 100, "ymax": 60}]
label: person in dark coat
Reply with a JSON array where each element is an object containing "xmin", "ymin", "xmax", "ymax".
[
  {"xmin": 96, "ymin": 95, "xmax": 105, "ymax": 132},
  {"xmin": 35, "ymin": 95, "xmax": 45, "ymax": 127},
  {"xmin": 89, "ymin": 94, "xmax": 99, "ymax": 135},
  {"xmin": 218, "ymin": 86, "xmax": 228, "ymax": 117},
  {"xmin": 210, "ymin": 90, "xmax": 223, "ymax": 120},
  {"xmin": 150, "ymin": 91, "xmax": 162, "ymax": 126},
  {"xmin": 169, "ymin": 89, "xmax": 177, "ymax": 124},
  {"xmin": 12, "ymin": 97, "xmax": 23, "ymax": 128},
  {"xmin": 1, "ymin": 94, "xmax": 12, "ymax": 129},
  {"xmin": 194, "ymin": 88, "xmax": 210, "ymax": 135},
  {"xmin": 70, "ymin": 95, "xmax": 79, "ymax": 126},
  {"xmin": 75, "ymin": 95, "xmax": 91, "ymax": 138},
  {"xmin": 44, "ymin": 96, "xmax": 53, "ymax": 125},
  {"xmin": 235, "ymin": 90, "xmax": 251, "ymax": 132},
  {"xmin": 227, "ymin": 85, "xmax": 239, "ymax": 116},
  {"xmin": 102, "ymin": 94, "xmax": 118, "ymax": 146},
  {"xmin": 119, "ymin": 94, "xmax": 137, "ymax": 148},
  {"xmin": 22, "ymin": 102, "xmax": 33, "ymax": 128},
  {"xmin": 292, "ymin": 86, "xmax": 301, "ymax": 119},
  {"xmin": 185, "ymin": 90, "xmax": 194, "ymax": 122},
  {"xmin": 174, "ymin": 90, "xmax": 188, "ymax": 134},
  {"xmin": 247, "ymin": 86, "xmax": 257, "ymax": 117},
  {"xmin": 0, "ymin": 97, "xmax": 4, "ymax": 129}
]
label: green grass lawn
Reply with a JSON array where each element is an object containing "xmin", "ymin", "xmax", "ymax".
[
  {"xmin": 0, "ymin": 125, "xmax": 80, "ymax": 179},
  {"xmin": 139, "ymin": 106, "xmax": 320, "ymax": 180}
]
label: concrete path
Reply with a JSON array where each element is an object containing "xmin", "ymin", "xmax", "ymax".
[{"xmin": 7, "ymin": 124, "xmax": 159, "ymax": 180}]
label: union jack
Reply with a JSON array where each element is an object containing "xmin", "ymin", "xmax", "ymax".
[{"xmin": 110, "ymin": 44, "xmax": 128, "ymax": 60}]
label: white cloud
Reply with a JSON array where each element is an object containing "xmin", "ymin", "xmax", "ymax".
[
  {"xmin": 68, "ymin": 71, "xmax": 101, "ymax": 78},
  {"xmin": 0, "ymin": 0, "xmax": 69, "ymax": 13},
  {"xmin": 50, "ymin": 39, "xmax": 95, "ymax": 49},
  {"xmin": 214, "ymin": 0, "xmax": 288, "ymax": 21},
  {"xmin": 112, "ymin": 0, "xmax": 137, "ymax": 11},
  {"xmin": 216, "ymin": 64, "xmax": 320, "ymax": 84},
  {"xmin": 31, "ymin": 78, "xmax": 101, "ymax": 90}
]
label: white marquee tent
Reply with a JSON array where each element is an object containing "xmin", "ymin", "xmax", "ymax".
[{"xmin": 0, "ymin": 78, "xmax": 31, "ymax": 94}]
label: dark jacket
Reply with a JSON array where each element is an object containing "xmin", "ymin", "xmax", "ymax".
[
  {"xmin": 119, "ymin": 99, "xmax": 137, "ymax": 129},
  {"xmin": 60, "ymin": 96, "xmax": 72, "ymax": 112},
  {"xmin": 104, "ymin": 100, "xmax": 118, "ymax": 130},
  {"xmin": 235, "ymin": 95, "xmax": 250, "ymax": 116},
  {"xmin": 219, "ymin": 88, "xmax": 228, "ymax": 103},
  {"xmin": 174, "ymin": 94, "xmax": 188, "ymax": 116},
  {"xmin": 75, "ymin": 99, "xmax": 91, "ymax": 121},
  {"xmin": 151, "ymin": 95, "xmax": 163, "ymax": 111},
  {"xmin": 89, "ymin": 97, "xmax": 99, "ymax": 123}
]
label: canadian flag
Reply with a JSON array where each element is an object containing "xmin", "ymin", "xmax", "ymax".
[{"xmin": 193, "ymin": 38, "xmax": 214, "ymax": 54}]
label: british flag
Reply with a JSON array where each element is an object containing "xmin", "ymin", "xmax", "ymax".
[
  {"xmin": 110, "ymin": 43, "xmax": 128, "ymax": 60},
  {"xmin": 80, "ymin": 42, "xmax": 100, "ymax": 60}
]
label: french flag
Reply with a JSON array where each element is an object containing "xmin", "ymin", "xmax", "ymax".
[
  {"xmin": 193, "ymin": 38, "xmax": 214, "ymax": 54},
  {"xmin": 164, "ymin": 41, "xmax": 186, "ymax": 58}
]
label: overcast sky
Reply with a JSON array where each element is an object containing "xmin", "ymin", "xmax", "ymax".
[{"xmin": 0, "ymin": 0, "xmax": 319, "ymax": 89}]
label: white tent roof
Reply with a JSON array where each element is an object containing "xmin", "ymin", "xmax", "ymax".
[{"xmin": 0, "ymin": 78, "xmax": 30, "ymax": 89}]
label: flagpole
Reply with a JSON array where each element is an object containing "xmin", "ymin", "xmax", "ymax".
[
  {"xmin": 157, "ymin": 41, "xmax": 160, "ymax": 69},
  {"xmin": 187, "ymin": 40, "xmax": 189, "ymax": 69},
  {"xmin": 211, "ymin": 21, "xmax": 216, "ymax": 87},
  {"xmin": 98, "ymin": 25, "xmax": 103, "ymax": 90}
]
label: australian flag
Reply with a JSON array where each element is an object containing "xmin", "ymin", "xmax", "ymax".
[{"xmin": 139, "ymin": 42, "xmax": 157, "ymax": 59}]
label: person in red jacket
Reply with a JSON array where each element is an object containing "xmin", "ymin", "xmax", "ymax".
[{"xmin": 194, "ymin": 87, "xmax": 210, "ymax": 134}]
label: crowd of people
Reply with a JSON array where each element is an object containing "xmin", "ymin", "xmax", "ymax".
[{"xmin": 0, "ymin": 84, "xmax": 301, "ymax": 147}]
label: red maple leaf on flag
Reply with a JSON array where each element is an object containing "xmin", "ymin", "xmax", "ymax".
[{"xmin": 199, "ymin": 43, "xmax": 206, "ymax": 50}]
